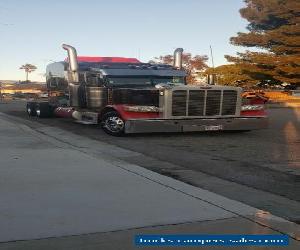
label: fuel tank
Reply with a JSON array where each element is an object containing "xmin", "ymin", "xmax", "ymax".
[{"xmin": 86, "ymin": 87, "xmax": 108, "ymax": 108}]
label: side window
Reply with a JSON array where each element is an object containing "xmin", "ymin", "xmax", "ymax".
[
  {"xmin": 47, "ymin": 78, "xmax": 57, "ymax": 88},
  {"xmin": 50, "ymin": 78, "xmax": 58, "ymax": 88},
  {"xmin": 56, "ymin": 78, "xmax": 68, "ymax": 89},
  {"xmin": 86, "ymin": 73, "xmax": 104, "ymax": 86}
]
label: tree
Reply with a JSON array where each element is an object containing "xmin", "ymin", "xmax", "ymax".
[
  {"xmin": 226, "ymin": 0, "xmax": 300, "ymax": 86},
  {"xmin": 19, "ymin": 64, "xmax": 37, "ymax": 82},
  {"xmin": 205, "ymin": 64, "xmax": 257, "ymax": 87},
  {"xmin": 151, "ymin": 53, "xmax": 208, "ymax": 84}
]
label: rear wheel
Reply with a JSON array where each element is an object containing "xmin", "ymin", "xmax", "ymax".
[
  {"xmin": 35, "ymin": 102, "xmax": 53, "ymax": 118},
  {"xmin": 101, "ymin": 111, "xmax": 125, "ymax": 136},
  {"xmin": 26, "ymin": 102, "xmax": 37, "ymax": 116}
]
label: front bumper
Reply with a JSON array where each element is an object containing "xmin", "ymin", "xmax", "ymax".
[{"xmin": 124, "ymin": 116, "xmax": 268, "ymax": 134}]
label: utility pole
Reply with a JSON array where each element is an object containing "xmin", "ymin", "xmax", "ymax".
[
  {"xmin": 26, "ymin": 70, "xmax": 29, "ymax": 82},
  {"xmin": 0, "ymin": 81, "xmax": 2, "ymax": 102}
]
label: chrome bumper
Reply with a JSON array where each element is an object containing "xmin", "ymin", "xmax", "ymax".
[{"xmin": 124, "ymin": 116, "xmax": 268, "ymax": 134}]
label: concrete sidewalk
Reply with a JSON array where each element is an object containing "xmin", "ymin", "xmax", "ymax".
[{"xmin": 0, "ymin": 113, "xmax": 299, "ymax": 250}]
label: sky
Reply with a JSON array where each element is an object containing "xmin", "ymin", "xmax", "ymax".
[{"xmin": 0, "ymin": 0, "xmax": 249, "ymax": 82}]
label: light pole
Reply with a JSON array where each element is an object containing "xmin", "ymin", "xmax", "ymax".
[{"xmin": 0, "ymin": 81, "xmax": 2, "ymax": 102}]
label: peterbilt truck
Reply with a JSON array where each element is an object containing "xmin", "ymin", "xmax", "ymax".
[{"xmin": 26, "ymin": 44, "xmax": 268, "ymax": 136}]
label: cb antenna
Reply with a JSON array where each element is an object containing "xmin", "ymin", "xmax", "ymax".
[
  {"xmin": 209, "ymin": 45, "xmax": 216, "ymax": 85},
  {"xmin": 209, "ymin": 45, "xmax": 215, "ymax": 69}
]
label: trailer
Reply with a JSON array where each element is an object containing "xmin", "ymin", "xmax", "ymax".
[{"xmin": 26, "ymin": 44, "xmax": 268, "ymax": 136}]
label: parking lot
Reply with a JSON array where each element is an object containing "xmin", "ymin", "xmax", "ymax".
[{"xmin": 0, "ymin": 100, "xmax": 299, "ymax": 223}]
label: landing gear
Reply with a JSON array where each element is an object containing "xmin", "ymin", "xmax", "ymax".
[
  {"xmin": 26, "ymin": 102, "xmax": 37, "ymax": 116},
  {"xmin": 35, "ymin": 102, "xmax": 53, "ymax": 118},
  {"xmin": 26, "ymin": 102, "xmax": 53, "ymax": 118},
  {"xmin": 101, "ymin": 111, "xmax": 125, "ymax": 136}
]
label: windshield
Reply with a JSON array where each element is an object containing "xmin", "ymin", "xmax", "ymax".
[
  {"xmin": 152, "ymin": 76, "xmax": 185, "ymax": 85},
  {"xmin": 107, "ymin": 77, "xmax": 151, "ymax": 86},
  {"xmin": 107, "ymin": 76, "xmax": 185, "ymax": 86}
]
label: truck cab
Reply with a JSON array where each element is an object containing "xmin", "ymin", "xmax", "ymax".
[{"xmin": 26, "ymin": 44, "xmax": 268, "ymax": 135}]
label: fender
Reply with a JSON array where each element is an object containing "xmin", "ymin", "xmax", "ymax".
[
  {"xmin": 241, "ymin": 110, "xmax": 267, "ymax": 117},
  {"xmin": 54, "ymin": 107, "xmax": 75, "ymax": 118},
  {"xmin": 107, "ymin": 105, "xmax": 160, "ymax": 121}
]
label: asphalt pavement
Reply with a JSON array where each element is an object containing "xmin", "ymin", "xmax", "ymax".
[
  {"xmin": 0, "ymin": 100, "xmax": 299, "ymax": 224},
  {"xmin": 0, "ymin": 109, "xmax": 299, "ymax": 250}
]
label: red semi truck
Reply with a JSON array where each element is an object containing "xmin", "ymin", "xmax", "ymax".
[{"xmin": 26, "ymin": 44, "xmax": 268, "ymax": 136}]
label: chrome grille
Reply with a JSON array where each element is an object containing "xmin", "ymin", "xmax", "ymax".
[
  {"xmin": 205, "ymin": 90, "xmax": 221, "ymax": 116},
  {"xmin": 188, "ymin": 90, "xmax": 205, "ymax": 116},
  {"xmin": 172, "ymin": 90, "xmax": 187, "ymax": 116},
  {"xmin": 222, "ymin": 90, "xmax": 237, "ymax": 115},
  {"xmin": 171, "ymin": 89, "xmax": 237, "ymax": 117}
]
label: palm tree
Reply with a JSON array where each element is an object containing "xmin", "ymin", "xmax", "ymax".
[{"xmin": 19, "ymin": 64, "xmax": 37, "ymax": 82}]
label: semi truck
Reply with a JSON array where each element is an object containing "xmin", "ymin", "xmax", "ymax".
[{"xmin": 26, "ymin": 44, "xmax": 268, "ymax": 136}]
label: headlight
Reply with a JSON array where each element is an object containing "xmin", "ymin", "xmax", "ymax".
[
  {"xmin": 241, "ymin": 105, "xmax": 264, "ymax": 111},
  {"xmin": 124, "ymin": 105, "xmax": 160, "ymax": 112}
]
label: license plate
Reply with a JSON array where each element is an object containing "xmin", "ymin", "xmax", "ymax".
[{"xmin": 204, "ymin": 125, "xmax": 223, "ymax": 131}]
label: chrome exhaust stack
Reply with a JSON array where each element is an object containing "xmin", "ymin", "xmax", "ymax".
[
  {"xmin": 62, "ymin": 44, "xmax": 79, "ymax": 82},
  {"xmin": 62, "ymin": 44, "xmax": 80, "ymax": 106},
  {"xmin": 173, "ymin": 48, "xmax": 183, "ymax": 69}
]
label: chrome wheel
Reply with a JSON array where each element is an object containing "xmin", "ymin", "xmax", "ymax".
[
  {"xmin": 101, "ymin": 111, "xmax": 125, "ymax": 136},
  {"xmin": 103, "ymin": 116, "xmax": 124, "ymax": 133}
]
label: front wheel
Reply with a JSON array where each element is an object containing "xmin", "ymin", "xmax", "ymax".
[{"xmin": 101, "ymin": 111, "xmax": 125, "ymax": 136}]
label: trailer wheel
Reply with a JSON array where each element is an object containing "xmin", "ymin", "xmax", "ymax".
[
  {"xmin": 101, "ymin": 111, "xmax": 125, "ymax": 136},
  {"xmin": 26, "ymin": 102, "xmax": 37, "ymax": 116},
  {"xmin": 36, "ymin": 102, "xmax": 53, "ymax": 118}
]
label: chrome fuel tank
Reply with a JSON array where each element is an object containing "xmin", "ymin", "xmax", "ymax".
[
  {"xmin": 86, "ymin": 87, "xmax": 107, "ymax": 108},
  {"xmin": 69, "ymin": 83, "xmax": 80, "ymax": 107}
]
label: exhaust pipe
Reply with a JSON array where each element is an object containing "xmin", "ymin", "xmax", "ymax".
[
  {"xmin": 62, "ymin": 44, "xmax": 79, "ymax": 107},
  {"xmin": 173, "ymin": 48, "xmax": 183, "ymax": 69},
  {"xmin": 62, "ymin": 44, "xmax": 78, "ymax": 72}
]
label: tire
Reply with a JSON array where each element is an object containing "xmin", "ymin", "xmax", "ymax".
[
  {"xmin": 35, "ymin": 102, "xmax": 53, "ymax": 118},
  {"xmin": 101, "ymin": 111, "xmax": 125, "ymax": 136},
  {"xmin": 26, "ymin": 102, "xmax": 37, "ymax": 116}
]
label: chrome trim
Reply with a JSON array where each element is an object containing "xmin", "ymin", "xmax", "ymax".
[
  {"xmin": 173, "ymin": 48, "xmax": 183, "ymax": 69},
  {"xmin": 125, "ymin": 116, "xmax": 268, "ymax": 134},
  {"xmin": 164, "ymin": 85, "xmax": 242, "ymax": 119},
  {"xmin": 62, "ymin": 44, "xmax": 79, "ymax": 83},
  {"xmin": 219, "ymin": 90, "xmax": 224, "ymax": 115},
  {"xmin": 62, "ymin": 44, "xmax": 78, "ymax": 72},
  {"xmin": 203, "ymin": 89, "xmax": 207, "ymax": 116}
]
